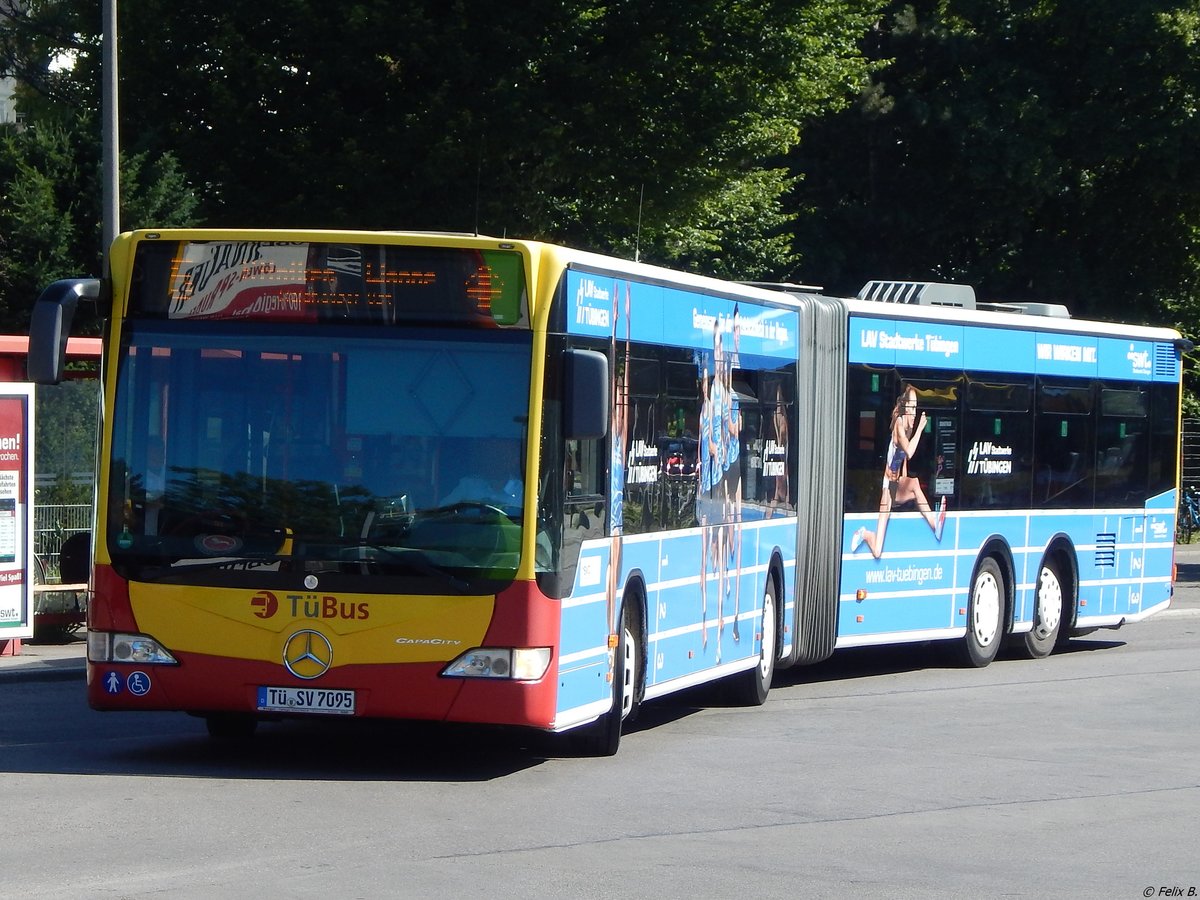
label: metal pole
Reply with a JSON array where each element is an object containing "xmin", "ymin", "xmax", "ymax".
[{"xmin": 101, "ymin": 0, "xmax": 119, "ymax": 258}]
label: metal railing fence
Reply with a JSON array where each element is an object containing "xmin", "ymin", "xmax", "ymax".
[{"xmin": 33, "ymin": 503, "xmax": 92, "ymax": 580}]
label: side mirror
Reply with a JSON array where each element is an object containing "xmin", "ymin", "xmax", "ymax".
[
  {"xmin": 563, "ymin": 348, "xmax": 609, "ymax": 440},
  {"xmin": 27, "ymin": 278, "xmax": 102, "ymax": 385}
]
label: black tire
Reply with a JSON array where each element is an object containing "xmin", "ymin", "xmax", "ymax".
[
  {"xmin": 1180, "ymin": 504, "xmax": 1193, "ymax": 544},
  {"xmin": 1021, "ymin": 558, "xmax": 1064, "ymax": 659},
  {"xmin": 727, "ymin": 576, "xmax": 777, "ymax": 706},
  {"xmin": 30, "ymin": 554, "xmax": 46, "ymax": 615},
  {"xmin": 958, "ymin": 557, "xmax": 1005, "ymax": 668},
  {"xmin": 205, "ymin": 713, "xmax": 258, "ymax": 740},
  {"xmin": 571, "ymin": 600, "xmax": 639, "ymax": 757}
]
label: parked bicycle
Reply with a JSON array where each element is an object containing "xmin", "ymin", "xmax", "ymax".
[{"xmin": 1178, "ymin": 486, "xmax": 1200, "ymax": 544}]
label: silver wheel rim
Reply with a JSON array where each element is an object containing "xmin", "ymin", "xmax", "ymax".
[
  {"xmin": 619, "ymin": 625, "xmax": 636, "ymax": 719},
  {"xmin": 759, "ymin": 587, "xmax": 776, "ymax": 681},
  {"xmin": 972, "ymin": 571, "xmax": 1001, "ymax": 647},
  {"xmin": 1035, "ymin": 566, "xmax": 1062, "ymax": 641}
]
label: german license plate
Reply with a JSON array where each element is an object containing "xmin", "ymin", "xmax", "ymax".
[{"xmin": 256, "ymin": 685, "xmax": 356, "ymax": 715}]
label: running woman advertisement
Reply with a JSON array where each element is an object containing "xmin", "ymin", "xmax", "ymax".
[{"xmin": 0, "ymin": 387, "xmax": 33, "ymax": 640}]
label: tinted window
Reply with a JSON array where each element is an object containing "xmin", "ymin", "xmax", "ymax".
[
  {"xmin": 961, "ymin": 378, "xmax": 1033, "ymax": 509},
  {"xmin": 1148, "ymin": 382, "xmax": 1180, "ymax": 498},
  {"xmin": 844, "ymin": 368, "xmax": 959, "ymax": 514},
  {"xmin": 844, "ymin": 366, "xmax": 895, "ymax": 512},
  {"xmin": 1034, "ymin": 380, "xmax": 1094, "ymax": 508},
  {"xmin": 1095, "ymin": 387, "xmax": 1148, "ymax": 506}
]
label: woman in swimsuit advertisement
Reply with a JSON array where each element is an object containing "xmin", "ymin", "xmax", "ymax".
[{"xmin": 852, "ymin": 383, "xmax": 946, "ymax": 559}]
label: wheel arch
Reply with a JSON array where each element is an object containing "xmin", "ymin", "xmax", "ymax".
[{"xmin": 767, "ymin": 549, "xmax": 787, "ymax": 667}]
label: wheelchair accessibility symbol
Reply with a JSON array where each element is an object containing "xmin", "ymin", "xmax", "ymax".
[{"xmin": 102, "ymin": 670, "xmax": 152, "ymax": 696}]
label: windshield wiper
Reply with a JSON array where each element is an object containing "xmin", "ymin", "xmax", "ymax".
[
  {"xmin": 337, "ymin": 541, "xmax": 472, "ymax": 593},
  {"xmin": 130, "ymin": 555, "xmax": 287, "ymax": 579}
]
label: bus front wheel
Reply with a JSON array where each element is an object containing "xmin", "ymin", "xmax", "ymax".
[
  {"xmin": 959, "ymin": 557, "xmax": 1005, "ymax": 668},
  {"xmin": 571, "ymin": 599, "xmax": 639, "ymax": 757}
]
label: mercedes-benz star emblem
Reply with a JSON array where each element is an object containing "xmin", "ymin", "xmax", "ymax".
[{"xmin": 282, "ymin": 630, "xmax": 333, "ymax": 680}]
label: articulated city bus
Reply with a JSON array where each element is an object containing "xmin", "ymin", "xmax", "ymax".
[{"xmin": 27, "ymin": 230, "xmax": 1186, "ymax": 754}]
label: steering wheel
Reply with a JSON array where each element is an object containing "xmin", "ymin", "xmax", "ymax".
[{"xmin": 160, "ymin": 509, "xmax": 241, "ymax": 538}]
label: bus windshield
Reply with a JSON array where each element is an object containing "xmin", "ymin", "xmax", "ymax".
[{"xmin": 107, "ymin": 321, "xmax": 532, "ymax": 592}]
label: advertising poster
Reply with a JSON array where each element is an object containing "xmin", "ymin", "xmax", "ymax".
[
  {"xmin": 167, "ymin": 241, "xmax": 312, "ymax": 320},
  {"xmin": 0, "ymin": 387, "xmax": 33, "ymax": 640}
]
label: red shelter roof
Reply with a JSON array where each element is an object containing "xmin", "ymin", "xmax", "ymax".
[{"xmin": 0, "ymin": 336, "xmax": 102, "ymax": 382}]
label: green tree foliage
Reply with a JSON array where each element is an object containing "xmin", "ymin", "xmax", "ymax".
[
  {"xmin": 0, "ymin": 121, "xmax": 77, "ymax": 327},
  {"xmin": 0, "ymin": 113, "xmax": 201, "ymax": 331},
  {"xmin": 8, "ymin": 0, "xmax": 1200, "ymax": 331},
  {"xmin": 0, "ymin": 1, "xmax": 201, "ymax": 332},
  {"xmin": 789, "ymin": 1, "xmax": 1200, "ymax": 327},
  {"xmin": 65, "ymin": 0, "xmax": 881, "ymax": 278}
]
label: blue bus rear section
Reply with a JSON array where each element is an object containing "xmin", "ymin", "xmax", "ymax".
[
  {"xmin": 839, "ymin": 491, "xmax": 1175, "ymax": 648},
  {"xmin": 556, "ymin": 261, "xmax": 1182, "ymax": 728},
  {"xmin": 839, "ymin": 305, "xmax": 1181, "ymax": 648}
]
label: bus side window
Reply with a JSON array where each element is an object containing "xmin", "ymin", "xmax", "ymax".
[
  {"xmin": 961, "ymin": 379, "xmax": 1032, "ymax": 510},
  {"xmin": 1095, "ymin": 387, "xmax": 1148, "ymax": 506},
  {"xmin": 844, "ymin": 366, "xmax": 892, "ymax": 512},
  {"xmin": 1148, "ymin": 382, "xmax": 1178, "ymax": 498},
  {"xmin": 538, "ymin": 334, "xmax": 609, "ymax": 598},
  {"xmin": 560, "ymin": 436, "xmax": 606, "ymax": 574},
  {"xmin": 619, "ymin": 356, "xmax": 661, "ymax": 536},
  {"xmin": 1033, "ymin": 381, "xmax": 1094, "ymax": 508}
]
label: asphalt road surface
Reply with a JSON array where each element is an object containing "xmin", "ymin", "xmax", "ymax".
[{"xmin": 1, "ymin": 577, "xmax": 1197, "ymax": 898}]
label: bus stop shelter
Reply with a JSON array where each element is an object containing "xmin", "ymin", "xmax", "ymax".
[{"xmin": 0, "ymin": 335, "xmax": 101, "ymax": 658}]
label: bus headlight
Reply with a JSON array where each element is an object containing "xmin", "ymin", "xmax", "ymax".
[
  {"xmin": 88, "ymin": 631, "xmax": 178, "ymax": 665},
  {"xmin": 442, "ymin": 647, "xmax": 551, "ymax": 681}
]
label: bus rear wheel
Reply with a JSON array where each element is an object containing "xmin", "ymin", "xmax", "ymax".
[
  {"xmin": 1021, "ymin": 559, "xmax": 1064, "ymax": 659},
  {"xmin": 727, "ymin": 577, "xmax": 777, "ymax": 706},
  {"xmin": 959, "ymin": 557, "xmax": 1004, "ymax": 668}
]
